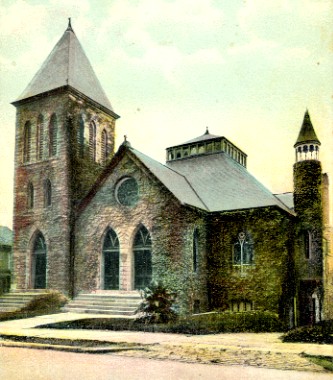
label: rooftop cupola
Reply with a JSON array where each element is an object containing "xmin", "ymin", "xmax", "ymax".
[
  {"xmin": 294, "ymin": 110, "xmax": 321, "ymax": 162},
  {"xmin": 166, "ymin": 128, "xmax": 247, "ymax": 167}
]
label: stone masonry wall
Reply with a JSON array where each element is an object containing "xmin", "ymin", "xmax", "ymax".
[{"xmin": 75, "ymin": 149, "xmax": 208, "ymax": 314}]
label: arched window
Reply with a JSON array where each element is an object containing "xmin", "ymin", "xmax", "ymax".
[
  {"xmin": 78, "ymin": 116, "xmax": 84, "ymax": 157},
  {"xmin": 32, "ymin": 232, "xmax": 47, "ymax": 289},
  {"xmin": 49, "ymin": 114, "xmax": 57, "ymax": 157},
  {"xmin": 101, "ymin": 129, "xmax": 108, "ymax": 163},
  {"xmin": 133, "ymin": 225, "xmax": 152, "ymax": 289},
  {"xmin": 89, "ymin": 121, "xmax": 96, "ymax": 161},
  {"xmin": 102, "ymin": 228, "xmax": 120, "ymax": 290},
  {"xmin": 193, "ymin": 228, "xmax": 199, "ymax": 272},
  {"xmin": 27, "ymin": 182, "xmax": 34, "ymax": 209},
  {"xmin": 23, "ymin": 121, "xmax": 31, "ymax": 163},
  {"xmin": 233, "ymin": 232, "xmax": 254, "ymax": 271},
  {"xmin": 36, "ymin": 114, "xmax": 44, "ymax": 160},
  {"xmin": 44, "ymin": 179, "xmax": 52, "ymax": 207}
]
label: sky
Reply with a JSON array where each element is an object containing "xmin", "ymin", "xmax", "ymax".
[{"xmin": 0, "ymin": 0, "xmax": 332, "ymax": 228}]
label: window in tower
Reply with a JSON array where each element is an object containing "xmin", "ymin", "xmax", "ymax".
[
  {"xmin": 49, "ymin": 114, "xmax": 58, "ymax": 157},
  {"xmin": 304, "ymin": 230, "xmax": 312, "ymax": 260},
  {"xmin": 36, "ymin": 115, "xmax": 44, "ymax": 160},
  {"xmin": 193, "ymin": 228, "xmax": 199, "ymax": 273},
  {"xmin": 89, "ymin": 121, "xmax": 96, "ymax": 161},
  {"xmin": 27, "ymin": 182, "xmax": 34, "ymax": 209},
  {"xmin": 44, "ymin": 179, "xmax": 52, "ymax": 207},
  {"xmin": 23, "ymin": 121, "xmax": 31, "ymax": 163},
  {"xmin": 101, "ymin": 129, "xmax": 108, "ymax": 163},
  {"xmin": 78, "ymin": 116, "xmax": 85, "ymax": 157}
]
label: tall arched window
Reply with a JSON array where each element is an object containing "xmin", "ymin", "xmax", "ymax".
[
  {"xmin": 89, "ymin": 121, "xmax": 96, "ymax": 161},
  {"xmin": 193, "ymin": 228, "xmax": 199, "ymax": 273},
  {"xmin": 44, "ymin": 179, "xmax": 52, "ymax": 207},
  {"xmin": 49, "ymin": 114, "xmax": 57, "ymax": 157},
  {"xmin": 233, "ymin": 232, "xmax": 254, "ymax": 272},
  {"xmin": 32, "ymin": 232, "xmax": 47, "ymax": 289},
  {"xmin": 101, "ymin": 129, "xmax": 108, "ymax": 163},
  {"xmin": 36, "ymin": 114, "xmax": 44, "ymax": 160},
  {"xmin": 27, "ymin": 182, "xmax": 34, "ymax": 209},
  {"xmin": 102, "ymin": 228, "xmax": 120, "ymax": 290},
  {"xmin": 78, "ymin": 116, "xmax": 85, "ymax": 157},
  {"xmin": 23, "ymin": 121, "xmax": 31, "ymax": 163},
  {"xmin": 133, "ymin": 225, "xmax": 152, "ymax": 289}
]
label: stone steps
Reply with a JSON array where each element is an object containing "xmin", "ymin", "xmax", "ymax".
[
  {"xmin": 63, "ymin": 292, "xmax": 142, "ymax": 316},
  {"xmin": 0, "ymin": 290, "xmax": 50, "ymax": 313}
]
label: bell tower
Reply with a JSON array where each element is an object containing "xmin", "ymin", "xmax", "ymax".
[
  {"xmin": 293, "ymin": 110, "xmax": 323, "ymax": 325},
  {"xmin": 12, "ymin": 20, "xmax": 119, "ymax": 294}
]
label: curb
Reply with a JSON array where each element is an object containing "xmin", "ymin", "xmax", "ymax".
[{"xmin": 0, "ymin": 339, "xmax": 147, "ymax": 354}]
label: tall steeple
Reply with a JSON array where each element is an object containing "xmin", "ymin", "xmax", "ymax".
[
  {"xmin": 11, "ymin": 21, "xmax": 119, "ymax": 295},
  {"xmin": 14, "ymin": 19, "xmax": 115, "ymax": 114},
  {"xmin": 294, "ymin": 110, "xmax": 321, "ymax": 162}
]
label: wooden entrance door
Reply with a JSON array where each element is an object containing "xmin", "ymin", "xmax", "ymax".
[
  {"xmin": 103, "ymin": 229, "xmax": 120, "ymax": 290},
  {"xmin": 33, "ymin": 233, "xmax": 46, "ymax": 289},
  {"xmin": 133, "ymin": 226, "xmax": 152, "ymax": 289}
]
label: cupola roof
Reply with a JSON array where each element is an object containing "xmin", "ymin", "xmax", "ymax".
[
  {"xmin": 14, "ymin": 19, "xmax": 114, "ymax": 112},
  {"xmin": 294, "ymin": 110, "xmax": 321, "ymax": 147},
  {"xmin": 183, "ymin": 127, "xmax": 220, "ymax": 144}
]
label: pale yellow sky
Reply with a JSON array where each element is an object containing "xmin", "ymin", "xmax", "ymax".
[{"xmin": 0, "ymin": 0, "xmax": 332, "ymax": 228}]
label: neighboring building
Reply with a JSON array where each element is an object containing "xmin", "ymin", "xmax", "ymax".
[
  {"xmin": 11, "ymin": 21, "xmax": 332, "ymax": 325},
  {"xmin": 0, "ymin": 226, "xmax": 13, "ymax": 293}
]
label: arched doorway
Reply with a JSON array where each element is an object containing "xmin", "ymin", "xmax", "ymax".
[
  {"xmin": 102, "ymin": 229, "xmax": 120, "ymax": 290},
  {"xmin": 32, "ymin": 233, "xmax": 47, "ymax": 289},
  {"xmin": 133, "ymin": 226, "xmax": 152, "ymax": 289}
]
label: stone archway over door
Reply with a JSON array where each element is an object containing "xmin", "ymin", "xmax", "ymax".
[
  {"xmin": 102, "ymin": 229, "xmax": 120, "ymax": 290},
  {"xmin": 133, "ymin": 226, "xmax": 152, "ymax": 289},
  {"xmin": 32, "ymin": 233, "xmax": 47, "ymax": 289}
]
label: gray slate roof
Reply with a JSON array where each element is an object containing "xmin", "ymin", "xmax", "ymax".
[
  {"xmin": 15, "ymin": 24, "xmax": 113, "ymax": 112},
  {"xmin": 167, "ymin": 153, "xmax": 292, "ymax": 213},
  {"xmin": 129, "ymin": 146, "xmax": 292, "ymax": 214},
  {"xmin": 0, "ymin": 226, "xmax": 13, "ymax": 246},
  {"xmin": 130, "ymin": 148, "xmax": 207, "ymax": 210},
  {"xmin": 275, "ymin": 192, "xmax": 294, "ymax": 210}
]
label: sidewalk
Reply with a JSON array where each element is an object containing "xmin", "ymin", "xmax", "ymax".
[{"xmin": 0, "ymin": 312, "xmax": 332, "ymax": 372}]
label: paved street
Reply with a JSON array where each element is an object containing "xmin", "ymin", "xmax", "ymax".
[
  {"xmin": 1, "ymin": 347, "xmax": 332, "ymax": 380},
  {"xmin": 0, "ymin": 313, "xmax": 332, "ymax": 375}
]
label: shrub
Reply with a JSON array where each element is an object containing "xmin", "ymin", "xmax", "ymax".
[
  {"xmin": 136, "ymin": 281, "xmax": 177, "ymax": 324},
  {"xmin": 282, "ymin": 320, "xmax": 333, "ymax": 344},
  {"xmin": 41, "ymin": 310, "xmax": 284, "ymax": 334},
  {"xmin": 22, "ymin": 291, "xmax": 68, "ymax": 312}
]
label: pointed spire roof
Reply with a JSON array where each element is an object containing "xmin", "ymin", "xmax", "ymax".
[
  {"xmin": 294, "ymin": 110, "xmax": 321, "ymax": 147},
  {"xmin": 14, "ymin": 19, "xmax": 114, "ymax": 113}
]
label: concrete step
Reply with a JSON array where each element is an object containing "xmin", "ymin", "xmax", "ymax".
[
  {"xmin": 0, "ymin": 290, "xmax": 50, "ymax": 313},
  {"xmin": 64, "ymin": 292, "xmax": 142, "ymax": 316},
  {"xmin": 62, "ymin": 307, "xmax": 136, "ymax": 315}
]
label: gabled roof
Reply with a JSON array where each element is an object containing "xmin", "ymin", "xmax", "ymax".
[
  {"xmin": 167, "ymin": 153, "xmax": 293, "ymax": 213},
  {"xmin": 0, "ymin": 226, "xmax": 13, "ymax": 246},
  {"xmin": 131, "ymin": 148, "xmax": 207, "ymax": 210},
  {"xmin": 79, "ymin": 142, "xmax": 293, "ymax": 215},
  {"xmin": 294, "ymin": 110, "xmax": 321, "ymax": 147},
  {"xmin": 14, "ymin": 21, "xmax": 114, "ymax": 112}
]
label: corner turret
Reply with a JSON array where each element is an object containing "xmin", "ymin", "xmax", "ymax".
[{"xmin": 294, "ymin": 110, "xmax": 321, "ymax": 162}]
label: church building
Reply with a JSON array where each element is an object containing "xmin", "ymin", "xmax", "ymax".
[{"xmin": 11, "ymin": 21, "xmax": 332, "ymax": 326}]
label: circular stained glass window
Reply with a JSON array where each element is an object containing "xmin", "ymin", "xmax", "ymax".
[{"xmin": 115, "ymin": 177, "xmax": 139, "ymax": 206}]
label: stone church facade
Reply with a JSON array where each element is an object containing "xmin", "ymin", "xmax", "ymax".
[{"xmin": 11, "ymin": 22, "xmax": 332, "ymax": 324}]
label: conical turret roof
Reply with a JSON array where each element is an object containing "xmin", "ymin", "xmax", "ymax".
[
  {"xmin": 294, "ymin": 110, "xmax": 321, "ymax": 147},
  {"xmin": 14, "ymin": 20, "xmax": 114, "ymax": 112}
]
